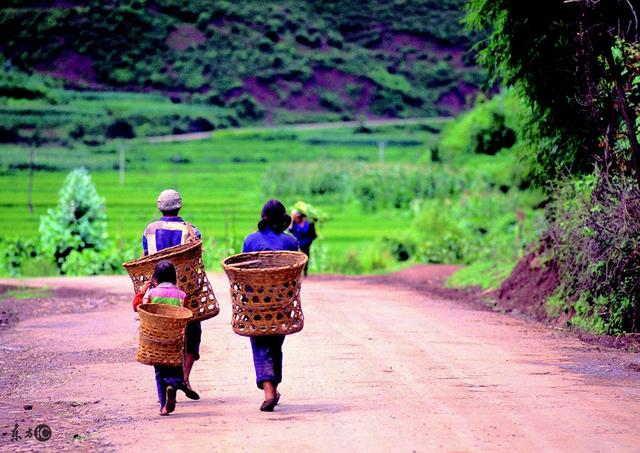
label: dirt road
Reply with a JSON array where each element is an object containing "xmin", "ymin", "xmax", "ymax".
[
  {"xmin": 1, "ymin": 272, "xmax": 639, "ymax": 452},
  {"xmin": 145, "ymin": 117, "xmax": 443, "ymax": 143}
]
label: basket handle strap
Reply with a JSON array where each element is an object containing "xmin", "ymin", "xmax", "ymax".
[{"xmin": 185, "ymin": 222, "xmax": 197, "ymax": 243}]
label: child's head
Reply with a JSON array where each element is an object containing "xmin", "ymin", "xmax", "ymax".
[{"xmin": 152, "ymin": 260, "xmax": 177, "ymax": 285}]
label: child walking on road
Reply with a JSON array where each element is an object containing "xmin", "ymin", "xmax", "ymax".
[{"xmin": 143, "ymin": 260, "xmax": 188, "ymax": 416}]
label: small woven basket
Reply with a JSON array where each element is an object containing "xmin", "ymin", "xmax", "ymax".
[
  {"xmin": 222, "ymin": 251, "xmax": 307, "ymax": 337},
  {"xmin": 123, "ymin": 240, "xmax": 219, "ymax": 321},
  {"xmin": 136, "ymin": 303, "xmax": 193, "ymax": 366}
]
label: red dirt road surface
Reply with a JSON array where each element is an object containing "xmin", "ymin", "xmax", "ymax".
[{"xmin": 1, "ymin": 271, "xmax": 639, "ymax": 452}]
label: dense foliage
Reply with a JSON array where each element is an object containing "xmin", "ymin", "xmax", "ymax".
[
  {"xmin": 465, "ymin": 0, "xmax": 640, "ymax": 334},
  {"xmin": 545, "ymin": 175, "xmax": 640, "ymax": 334},
  {"xmin": 467, "ymin": 0, "xmax": 640, "ymax": 184}
]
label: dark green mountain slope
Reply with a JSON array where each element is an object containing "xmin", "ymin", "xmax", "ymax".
[{"xmin": 0, "ymin": 0, "xmax": 484, "ymax": 140}]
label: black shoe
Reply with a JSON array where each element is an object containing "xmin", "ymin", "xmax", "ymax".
[
  {"xmin": 165, "ymin": 386, "xmax": 177, "ymax": 413},
  {"xmin": 260, "ymin": 398, "xmax": 277, "ymax": 412},
  {"xmin": 260, "ymin": 392, "xmax": 281, "ymax": 412},
  {"xmin": 181, "ymin": 382, "xmax": 200, "ymax": 400}
]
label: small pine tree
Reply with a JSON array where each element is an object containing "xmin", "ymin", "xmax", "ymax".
[{"xmin": 39, "ymin": 168, "xmax": 108, "ymax": 269}]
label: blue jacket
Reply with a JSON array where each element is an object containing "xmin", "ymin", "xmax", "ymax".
[
  {"xmin": 289, "ymin": 220, "xmax": 317, "ymax": 248},
  {"xmin": 242, "ymin": 227, "xmax": 298, "ymax": 253},
  {"xmin": 142, "ymin": 216, "xmax": 201, "ymax": 255}
]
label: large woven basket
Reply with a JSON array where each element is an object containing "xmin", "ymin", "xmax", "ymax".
[
  {"xmin": 222, "ymin": 251, "xmax": 307, "ymax": 337},
  {"xmin": 123, "ymin": 240, "xmax": 219, "ymax": 321},
  {"xmin": 136, "ymin": 303, "xmax": 193, "ymax": 366}
]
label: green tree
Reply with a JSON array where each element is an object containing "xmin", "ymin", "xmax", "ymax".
[
  {"xmin": 466, "ymin": 0, "xmax": 640, "ymax": 184},
  {"xmin": 39, "ymin": 168, "xmax": 108, "ymax": 269}
]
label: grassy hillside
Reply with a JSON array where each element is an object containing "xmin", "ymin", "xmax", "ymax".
[{"xmin": 0, "ymin": 0, "xmax": 484, "ymax": 143}]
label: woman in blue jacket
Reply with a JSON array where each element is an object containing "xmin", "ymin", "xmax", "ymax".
[{"xmin": 242, "ymin": 199, "xmax": 298, "ymax": 411}]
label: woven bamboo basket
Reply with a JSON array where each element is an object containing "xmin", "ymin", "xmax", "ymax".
[
  {"xmin": 123, "ymin": 240, "xmax": 219, "ymax": 321},
  {"xmin": 136, "ymin": 303, "xmax": 193, "ymax": 366},
  {"xmin": 222, "ymin": 251, "xmax": 307, "ymax": 337}
]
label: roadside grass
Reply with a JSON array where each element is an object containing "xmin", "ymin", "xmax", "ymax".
[
  {"xmin": 447, "ymin": 259, "xmax": 517, "ymax": 291},
  {"xmin": 0, "ymin": 286, "xmax": 53, "ymax": 300}
]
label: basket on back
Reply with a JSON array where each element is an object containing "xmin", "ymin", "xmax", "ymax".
[
  {"xmin": 123, "ymin": 240, "xmax": 219, "ymax": 321},
  {"xmin": 222, "ymin": 251, "xmax": 307, "ymax": 337},
  {"xmin": 136, "ymin": 303, "xmax": 193, "ymax": 366}
]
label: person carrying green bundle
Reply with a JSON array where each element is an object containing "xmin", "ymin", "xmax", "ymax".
[{"xmin": 290, "ymin": 201, "xmax": 324, "ymax": 276}]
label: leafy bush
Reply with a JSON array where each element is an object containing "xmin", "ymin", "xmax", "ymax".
[
  {"xmin": 412, "ymin": 199, "xmax": 471, "ymax": 263},
  {"xmin": 367, "ymin": 68, "xmax": 413, "ymax": 95},
  {"xmin": 110, "ymin": 68, "xmax": 135, "ymax": 85},
  {"xmin": 0, "ymin": 238, "xmax": 40, "ymax": 277},
  {"xmin": 228, "ymin": 94, "xmax": 265, "ymax": 120},
  {"xmin": 468, "ymin": 111, "xmax": 516, "ymax": 156},
  {"xmin": 0, "ymin": 64, "xmax": 59, "ymax": 102},
  {"xmin": 105, "ymin": 119, "xmax": 136, "ymax": 139},
  {"xmin": 303, "ymin": 239, "xmax": 388, "ymax": 275},
  {"xmin": 60, "ymin": 246, "xmax": 129, "ymax": 276},
  {"xmin": 543, "ymin": 174, "xmax": 640, "ymax": 333},
  {"xmin": 188, "ymin": 117, "xmax": 215, "ymax": 132},
  {"xmin": 381, "ymin": 234, "xmax": 418, "ymax": 262},
  {"xmin": 406, "ymin": 189, "xmax": 544, "ymax": 266},
  {"xmin": 438, "ymin": 91, "xmax": 523, "ymax": 160},
  {"xmin": 326, "ymin": 30, "xmax": 344, "ymax": 48},
  {"xmin": 295, "ymin": 31, "xmax": 321, "ymax": 48},
  {"xmin": 39, "ymin": 168, "xmax": 108, "ymax": 269}
]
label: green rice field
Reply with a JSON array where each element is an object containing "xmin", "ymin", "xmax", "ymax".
[{"xmin": 0, "ymin": 122, "xmax": 445, "ymax": 271}]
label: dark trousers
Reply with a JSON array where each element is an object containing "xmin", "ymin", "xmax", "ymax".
[
  {"xmin": 185, "ymin": 320, "xmax": 202, "ymax": 360},
  {"xmin": 154, "ymin": 365, "xmax": 184, "ymax": 408},
  {"xmin": 250, "ymin": 335, "xmax": 285, "ymax": 389},
  {"xmin": 300, "ymin": 244, "xmax": 311, "ymax": 276}
]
